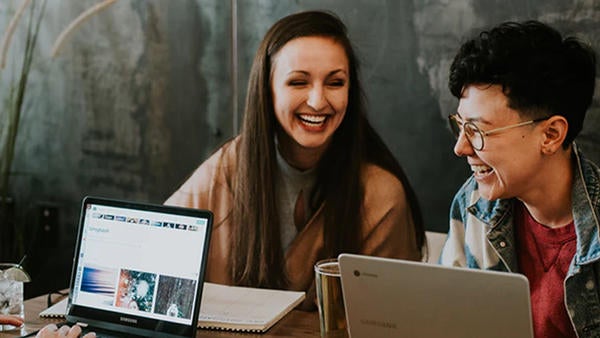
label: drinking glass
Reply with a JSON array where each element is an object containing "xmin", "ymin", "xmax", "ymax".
[
  {"xmin": 315, "ymin": 258, "xmax": 348, "ymax": 338},
  {"xmin": 0, "ymin": 263, "xmax": 26, "ymax": 331}
]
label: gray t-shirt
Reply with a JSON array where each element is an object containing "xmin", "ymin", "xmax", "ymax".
[{"xmin": 275, "ymin": 148, "xmax": 317, "ymax": 251}]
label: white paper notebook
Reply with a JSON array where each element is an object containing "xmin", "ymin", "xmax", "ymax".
[
  {"xmin": 40, "ymin": 282, "xmax": 306, "ymax": 333},
  {"xmin": 39, "ymin": 298, "xmax": 68, "ymax": 318},
  {"xmin": 198, "ymin": 282, "xmax": 305, "ymax": 332}
]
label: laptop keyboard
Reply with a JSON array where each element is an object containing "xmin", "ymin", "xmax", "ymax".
[
  {"xmin": 84, "ymin": 331, "xmax": 120, "ymax": 338},
  {"xmin": 80, "ymin": 328, "xmax": 122, "ymax": 338},
  {"xmin": 80, "ymin": 326, "xmax": 144, "ymax": 338}
]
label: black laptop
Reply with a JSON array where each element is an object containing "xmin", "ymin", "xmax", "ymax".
[{"xmin": 63, "ymin": 196, "xmax": 212, "ymax": 337}]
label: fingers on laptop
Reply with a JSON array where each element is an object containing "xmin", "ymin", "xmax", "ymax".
[
  {"xmin": 0, "ymin": 314, "xmax": 24, "ymax": 327},
  {"xmin": 36, "ymin": 323, "xmax": 96, "ymax": 338}
]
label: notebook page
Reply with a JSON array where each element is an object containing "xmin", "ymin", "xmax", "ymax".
[
  {"xmin": 198, "ymin": 282, "xmax": 305, "ymax": 331},
  {"xmin": 39, "ymin": 298, "xmax": 68, "ymax": 318}
]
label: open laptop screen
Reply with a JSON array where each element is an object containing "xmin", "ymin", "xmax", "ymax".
[{"xmin": 68, "ymin": 197, "xmax": 212, "ymax": 336}]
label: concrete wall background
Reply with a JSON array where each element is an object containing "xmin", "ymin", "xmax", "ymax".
[{"xmin": 0, "ymin": 0, "xmax": 598, "ymax": 296}]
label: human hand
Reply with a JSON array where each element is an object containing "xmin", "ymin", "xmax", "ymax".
[
  {"xmin": 36, "ymin": 323, "xmax": 96, "ymax": 338},
  {"xmin": 0, "ymin": 314, "xmax": 24, "ymax": 327}
]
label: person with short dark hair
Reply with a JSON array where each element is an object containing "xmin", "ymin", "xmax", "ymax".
[
  {"xmin": 166, "ymin": 10, "xmax": 424, "ymax": 308},
  {"xmin": 440, "ymin": 20, "xmax": 598, "ymax": 337}
]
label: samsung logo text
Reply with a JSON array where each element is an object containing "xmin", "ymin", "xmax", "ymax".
[{"xmin": 120, "ymin": 317, "xmax": 137, "ymax": 324}]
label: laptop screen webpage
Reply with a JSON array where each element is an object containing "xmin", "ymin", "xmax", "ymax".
[{"xmin": 70, "ymin": 202, "xmax": 209, "ymax": 327}]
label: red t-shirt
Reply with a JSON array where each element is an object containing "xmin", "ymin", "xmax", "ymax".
[{"xmin": 515, "ymin": 202, "xmax": 577, "ymax": 338}]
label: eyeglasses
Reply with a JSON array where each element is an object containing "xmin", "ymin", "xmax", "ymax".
[{"xmin": 448, "ymin": 114, "xmax": 549, "ymax": 151}]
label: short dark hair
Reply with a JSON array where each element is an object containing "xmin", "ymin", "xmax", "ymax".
[{"xmin": 449, "ymin": 20, "xmax": 596, "ymax": 146}]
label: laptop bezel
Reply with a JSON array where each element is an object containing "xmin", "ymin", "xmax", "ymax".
[{"xmin": 66, "ymin": 196, "xmax": 213, "ymax": 337}]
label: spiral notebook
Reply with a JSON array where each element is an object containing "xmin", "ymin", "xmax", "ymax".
[
  {"xmin": 40, "ymin": 297, "xmax": 69, "ymax": 318},
  {"xmin": 41, "ymin": 282, "xmax": 305, "ymax": 333},
  {"xmin": 197, "ymin": 282, "xmax": 305, "ymax": 333}
]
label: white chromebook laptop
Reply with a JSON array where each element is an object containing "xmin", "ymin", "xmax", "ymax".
[
  {"xmin": 64, "ymin": 196, "xmax": 212, "ymax": 337},
  {"xmin": 339, "ymin": 253, "xmax": 534, "ymax": 338}
]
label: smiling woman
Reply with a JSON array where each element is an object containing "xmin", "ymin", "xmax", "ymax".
[
  {"xmin": 165, "ymin": 10, "xmax": 425, "ymax": 309},
  {"xmin": 271, "ymin": 35, "xmax": 349, "ymax": 170}
]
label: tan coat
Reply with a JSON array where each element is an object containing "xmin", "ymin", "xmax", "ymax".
[{"xmin": 165, "ymin": 138, "xmax": 421, "ymax": 309}]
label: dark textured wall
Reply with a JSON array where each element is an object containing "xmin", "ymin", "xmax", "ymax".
[
  {"xmin": 0, "ymin": 0, "xmax": 598, "ymax": 297},
  {"xmin": 0, "ymin": 0, "xmax": 234, "ymax": 296}
]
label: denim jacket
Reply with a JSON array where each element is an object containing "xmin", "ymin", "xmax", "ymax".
[{"xmin": 440, "ymin": 144, "xmax": 600, "ymax": 337}]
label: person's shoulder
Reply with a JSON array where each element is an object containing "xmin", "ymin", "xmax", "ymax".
[
  {"xmin": 361, "ymin": 163, "xmax": 406, "ymax": 201},
  {"xmin": 449, "ymin": 175, "xmax": 478, "ymax": 214},
  {"xmin": 185, "ymin": 137, "xmax": 239, "ymax": 179},
  {"xmin": 204, "ymin": 137, "xmax": 239, "ymax": 167},
  {"xmin": 165, "ymin": 138, "xmax": 239, "ymax": 207},
  {"xmin": 575, "ymin": 146, "xmax": 600, "ymax": 209},
  {"xmin": 581, "ymin": 155, "xmax": 600, "ymax": 184},
  {"xmin": 361, "ymin": 163, "xmax": 401, "ymax": 183},
  {"xmin": 454, "ymin": 175, "xmax": 477, "ymax": 200}
]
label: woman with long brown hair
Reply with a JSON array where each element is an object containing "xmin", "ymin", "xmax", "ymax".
[{"xmin": 166, "ymin": 10, "xmax": 424, "ymax": 308}]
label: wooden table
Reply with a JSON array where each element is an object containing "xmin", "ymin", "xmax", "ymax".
[{"xmin": 0, "ymin": 294, "xmax": 320, "ymax": 337}]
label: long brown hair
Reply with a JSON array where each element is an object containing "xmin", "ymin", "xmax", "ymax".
[{"xmin": 232, "ymin": 10, "xmax": 424, "ymax": 288}]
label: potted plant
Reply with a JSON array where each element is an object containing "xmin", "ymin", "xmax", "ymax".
[
  {"xmin": 0, "ymin": 0, "xmax": 117, "ymax": 261},
  {"xmin": 0, "ymin": 0, "xmax": 46, "ymax": 261}
]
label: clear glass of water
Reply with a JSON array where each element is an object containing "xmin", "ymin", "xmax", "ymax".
[{"xmin": 0, "ymin": 263, "xmax": 26, "ymax": 331}]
